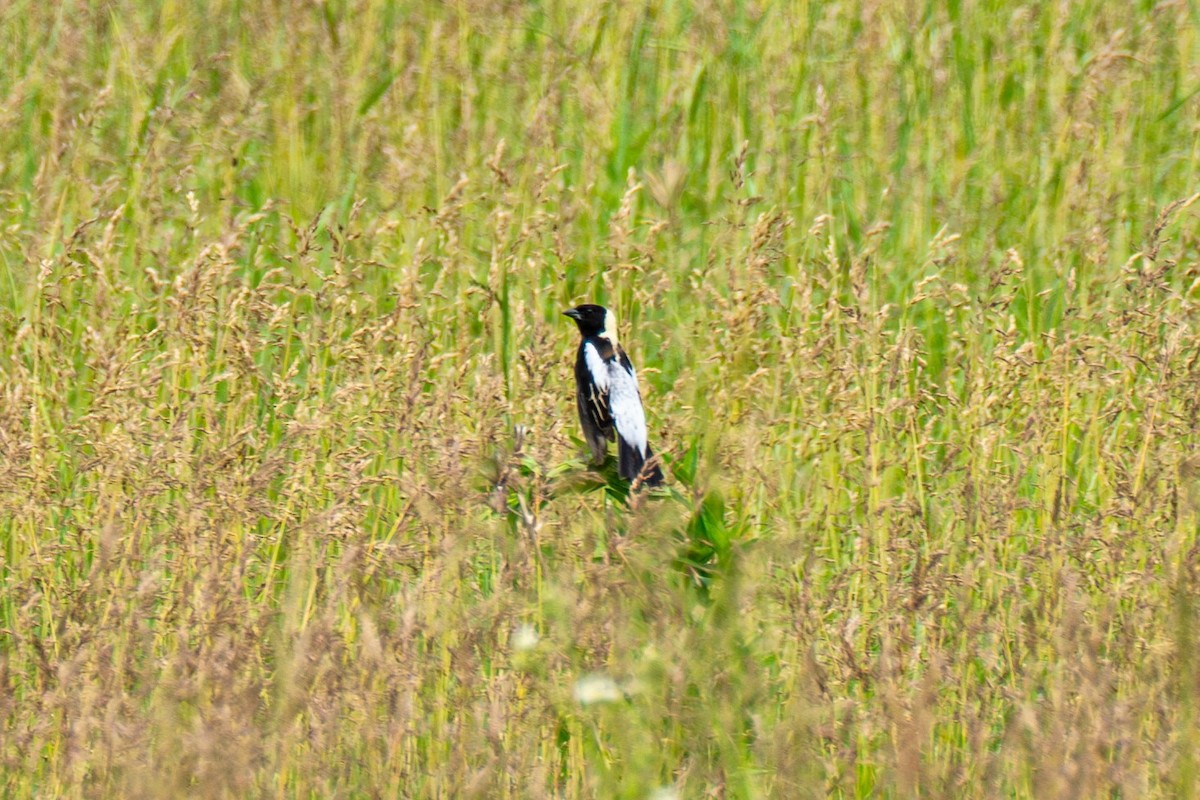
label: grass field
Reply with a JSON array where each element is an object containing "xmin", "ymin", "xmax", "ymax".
[{"xmin": 3, "ymin": 1, "xmax": 1200, "ymax": 796}]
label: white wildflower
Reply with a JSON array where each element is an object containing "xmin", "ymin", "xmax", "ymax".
[
  {"xmin": 511, "ymin": 623, "xmax": 540, "ymax": 652},
  {"xmin": 573, "ymin": 673, "xmax": 622, "ymax": 705}
]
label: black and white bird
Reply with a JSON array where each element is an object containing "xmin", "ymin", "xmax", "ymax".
[{"xmin": 564, "ymin": 304, "xmax": 664, "ymax": 487}]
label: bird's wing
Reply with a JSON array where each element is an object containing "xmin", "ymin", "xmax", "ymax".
[
  {"xmin": 608, "ymin": 346, "xmax": 648, "ymax": 456},
  {"xmin": 580, "ymin": 340, "xmax": 614, "ymax": 433}
]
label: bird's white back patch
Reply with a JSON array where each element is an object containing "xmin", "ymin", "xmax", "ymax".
[
  {"xmin": 607, "ymin": 359, "xmax": 647, "ymax": 456},
  {"xmin": 583, "ymin": 342, "xmax": 609, "ymax": 392}
]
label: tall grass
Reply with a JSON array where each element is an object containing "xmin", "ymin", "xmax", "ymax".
[{"xmin": 2, "ymin": 1, "xmax": 1200, "ymax": 796}]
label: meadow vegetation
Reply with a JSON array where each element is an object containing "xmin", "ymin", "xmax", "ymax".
[{"xmin": 3, "ymin": 0, "xmax": 1200, "ymax": 796}]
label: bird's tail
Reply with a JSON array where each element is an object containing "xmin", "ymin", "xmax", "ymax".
[{"xmin": 619, "ymin": 438, "xmax": 665, "ymax": 487}]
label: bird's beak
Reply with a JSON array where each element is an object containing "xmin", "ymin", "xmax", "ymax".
[{"xmin": 563, "ymin": 308, "xmax": 581, "ymax": 320}]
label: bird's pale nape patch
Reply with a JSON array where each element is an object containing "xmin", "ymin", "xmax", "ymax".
[{"xmin": 598, "ymin": 310, "xmax": 618, "ymax": 348}]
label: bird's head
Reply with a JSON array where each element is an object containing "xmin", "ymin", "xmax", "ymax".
[{"xmin": 563, "ymin": 304, "xmax": 612, "ymax": 340}]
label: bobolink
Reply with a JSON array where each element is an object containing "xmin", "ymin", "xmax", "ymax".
[{"xmin": 564, "ymin": 304, "xmax": 664, "ymax": 487}]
